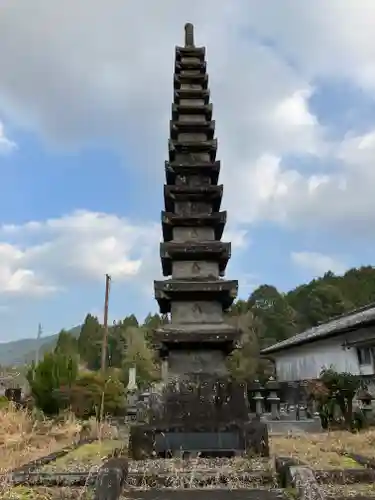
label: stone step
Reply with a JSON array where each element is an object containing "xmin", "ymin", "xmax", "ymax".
[
  {"xmin": 120, "ymin": 489, "xmax": 288, "ymax": 500},
  {"xmin": 8, "ymin": 469, "xmax": 275, "ymax": 488}
]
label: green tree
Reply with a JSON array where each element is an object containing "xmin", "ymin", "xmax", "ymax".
[
  {"xmin": 248, "ymin": 285, "xmax": 299, "ymax": 342},
  {"xmin": 27, "ymin": 352, "xmax": 78, "ymax": 415},
  {"xmin": 107, "ymin": 314, "xmax": 140, "ymax": 368},
  {"xmin": 226, "ymin": 311, "xmax": 272, "ymax": 382},
  {"xmin": 288, "ymin": 283, "xmax": 354, "ymax": 328},
  {"xmin": 54, "ymin": 329, "xmax": 78, "ymax": 356},
  {"xmin": 78, "ymin": 314, "xmax": 103, "ymax": 370},
  {"xmin": 60, "ymin": 371, "xmax": 126, "ymax": 419},
  {"xmin": 121, "ymin": 326, "xmax": 158, "ymax": 389},
  {"xmin": 319, "ymin": 368, "xmax": 361, "ymax": 430}
]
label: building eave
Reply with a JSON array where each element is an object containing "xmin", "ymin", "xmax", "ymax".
[{"xmin": 260, "ymin": 306, "xmax": 375, "ymax": 356}]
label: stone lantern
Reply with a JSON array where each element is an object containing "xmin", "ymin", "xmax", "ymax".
[
  {"xmin": 266, "ymin": 376, "xmax": 280, "ymax": 420},
  {"xmin": 250, "ymin": 380, "xmax": 264, "ymax": 418},
  {"xmin": 357, "ymin": 388, "xmax": 374, "ymax": 420}
]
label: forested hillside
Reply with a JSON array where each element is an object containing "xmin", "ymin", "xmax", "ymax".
[{"xmin": 2, "ymin": 266, "xmax": 375, "ymax": 379}]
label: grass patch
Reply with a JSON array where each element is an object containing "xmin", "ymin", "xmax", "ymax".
[
  {"xmin": 1, "ymin": 486, "xmax": 94, "ymax": 499},
  {"xmin": 271, "ymin": 433, "xmax": 367, "ymax": 469},
  {"xmin": 0, "ymin": 404, "xmax": 120, "ymax": 476},
  {"xmin": 40, "ymin": 439, "xmax": 125, "ymax": 472},
  {"xmin": 322, "ymin": 483, "xmax": 375, "ymax": 498},
  {"xmin": 0, "ymin": 405, "xmax": 81, "ymax": 474}
]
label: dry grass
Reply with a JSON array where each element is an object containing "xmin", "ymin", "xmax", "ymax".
[
  {"xmin": 0, "ymin": 405, "xmax": 81, "ymax": 475},
  {"xmin": 322, "ymin": 483, "xmax": 375, "ymax": 498},
  {"xmin": 1, "ymin": 486, "xmax": 94, "ymax": 499},
  {"xmin": 0, "ymin": 404, "xmax": 118, "ymax": 475},
  {"xmin": 39, "ymin": 439, "xmax": 124, "ymax": 473},
  {"xmin": 271, "ymin": 430, "xmax": 375, "ymax": 469}
]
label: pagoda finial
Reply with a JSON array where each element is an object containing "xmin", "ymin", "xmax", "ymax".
[{"xmin": 184, "ymin": 23, "xmax": 195, "ymax": 47}]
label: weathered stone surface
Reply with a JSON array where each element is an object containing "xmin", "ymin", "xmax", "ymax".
[
  {"xmin": 165, "ymin": 160, "xmax": 220, "ymax": 185},
  {"xmin": 123, "ymin": 490, "xmax": 286, "ymax": 500},
  {"xmin": 160, "ymin": 241, "xmax": 230, "ymax": 276},
  {"xmin": 129, "ymin": 24, "xmax": 269, "ymax": 460},
  {"xmin": 290, "ymin": 466, "xmax": 326, "ymax": 500},
  {"xmin": 174, "ymin": 72, "xmax": 208, "ymax": 89},
  {"xmin": 162, "ymin": 211, "xmax": 226, "ymax": 241},
  {"xmin": 173, "ymin": 90, "xmax": 211, "ymax": 106},
  {"xmin": 184, "ymin": 22, "xmax": 195, "ymax": 47},
  {"xmin": 169, "ymin": 138, "xmax": 217, "ymax": 162},
  {"xmin": 154, "ymin": 279, "xmax": 238, "ymax": 313},
  {"xmin": 129, "ymin": 420, "xmax": 269, "ymax": 459},
  {"xmin": 175, "ymin": 45, "xmax": 206, "ymax": 61},
  {"xmin": 94, "ymin": 457, "xmax": 129, "ymax": 500},
  {"xmin": 164, "ymin": 185, "xmax": 223, "ymax": 213},
  {"xmin": 154, "ymin": 323, "xmax": 240, "ymax": 347}
]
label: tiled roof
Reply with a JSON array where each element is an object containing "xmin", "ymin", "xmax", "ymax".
[{"xmin": 260, "ymin": 303, "xmax": 375, "ymax": 355}]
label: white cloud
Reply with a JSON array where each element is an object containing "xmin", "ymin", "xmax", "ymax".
[
  {"xmin": 0, "ymin": 1, "xmax": 374, "ymax": 239},
  {"xmin": 291, "ymin": 251, "xmax": 347, "ymax": 277},
  {"xmin": 0, "ymin": 210, "xmax": 250, "ymax": 298},
  {"xmin": 0, "ymin": 121, "xmax": 16, "ymax": 154},
  {"xmin": 0, "ymin": 211, "xmax": 160, "ymax": 296}
]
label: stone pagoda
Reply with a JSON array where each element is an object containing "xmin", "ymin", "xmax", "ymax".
[{"xmin": 129, "ymin": 23, "xmax": 268, "ymax": 459}]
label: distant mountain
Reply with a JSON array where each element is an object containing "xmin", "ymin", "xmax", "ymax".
[{"xmin": 0, "ymin": 326, "xmax": 81, "ymax": 366}]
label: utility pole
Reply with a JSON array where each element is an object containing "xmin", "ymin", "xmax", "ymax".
[
  {"xmin": 35, "ymin": 323, "xmax": 42, "ymax": 365},
  {"xmin": 101, "ymin": 274, "xmax": 111, "ymax": 374}
]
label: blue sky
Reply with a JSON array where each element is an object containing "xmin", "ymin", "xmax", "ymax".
[{"xmin": 0, "ymin": 0, "xmax": 374, "ymax": 342}]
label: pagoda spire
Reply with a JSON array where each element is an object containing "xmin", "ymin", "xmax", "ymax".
[{"xmin": 184, "ymin": 22, "xmax": 195, "ymax": 47}]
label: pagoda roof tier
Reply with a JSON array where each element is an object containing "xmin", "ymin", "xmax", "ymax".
[
  {"xmin": 160, "ymin": 241, "xmax": 231, "ymax": 276},
  {"xmin": 175, "ymin": 46, "xmax": 206, "ymax": 61},
  {"xmin": 161, "ymin": 211, "xmax": 226, "ymax": 242},
  {"xmin": 153, "ymin": 323, "xmax": 240, "ymax": 351},
  {"xmin": 168, "ymin": 138, "xmax": 217, "ymax": 163},
  {"xmin": 170, "ymin": 119, "xmax": 215, "ymax": 140},
  {"xmin": 164, "ymin": 184, "xmax": 223, "ymax": 213},
  {"xmin": 172, "ymin": 103, "xmax": 212, "ymax": 121},
  {"xmin": 175, "ymin": 60, "xmax": 206, "ymax": 74},
  {"xmin": 154, "ymin": 279, "xmax": 238, "ymax": 313},
  {"xmin": 165, "ymin": 160, "xmax": 220, "ymax": 185},
  {"xmin": 174, "ymin": 73, "xmax": 208, "ymax": 90},
  {"xmin": 173, "ymin": 88, "xmax": 210, "ymax": 105}
]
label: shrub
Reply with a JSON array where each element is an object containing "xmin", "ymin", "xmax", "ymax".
[
  {"xmin": 27, "ymin": 352, "xmax": 78, "ymax": 415},
  {"xmin": 59, "ymin": 371, "xmax": 126, "ymax": 419}
]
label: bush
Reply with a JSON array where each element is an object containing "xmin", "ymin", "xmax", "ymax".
[
  {"xmin": 59, "ymin": 371, "xmax": 126, "ymax": 419},
  {"xmin": 0, "ymin": 395, "xmax": 9, "ymax": 410},
  {"xmin": 27, "ymin": 352, "xmax": 78, "ymax": 415}
]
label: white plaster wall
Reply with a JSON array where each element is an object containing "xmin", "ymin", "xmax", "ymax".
[{"xmin": 273, "ymin": 335, "xmax": 361, "ymax": 382}]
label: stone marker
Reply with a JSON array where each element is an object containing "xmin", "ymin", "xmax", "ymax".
[
  {"xmin": 94, "ymin": 455, "xmax": 129, "ymax": 500},
  {"xmin": 290, "ymin": 466, "xmax": 325, "ymax": 500}
]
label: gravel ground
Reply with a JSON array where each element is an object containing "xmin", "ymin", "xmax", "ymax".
[
  {"xmin": 127, "ymin": 457, "xmax": 272, "ymax": 473},
  {"xmin": 36, "ymin": 456, "xmax": 272, "ymax": 474}
]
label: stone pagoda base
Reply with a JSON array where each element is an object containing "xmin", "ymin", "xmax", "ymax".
[
  {"xmin": 128, "ymin": 376, "xmax": 269, "ymax": 459},
  {"xmin": 129, "ymin": 420, "xmax": 269, "ymax": 459}
]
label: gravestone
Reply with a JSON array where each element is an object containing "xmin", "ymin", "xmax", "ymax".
[{"xmin": 128, "ymin": 23, "xmax": 269, "ymax": 459}]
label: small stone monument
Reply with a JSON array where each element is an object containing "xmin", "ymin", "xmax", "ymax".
[
  {"xmin": 251, "ymin": 380, "xmax": 265, "ymax": 418},
  {"xmin": 94, "ymin": 453, "xmax": 129, "ymax": 500},
  {"xmin": 266, "ymin": 377, "xmax": 280, "ymax": 420},
  {"xmin": 126, "ymin": 366, "xmax": 138, "ymax": 422}
]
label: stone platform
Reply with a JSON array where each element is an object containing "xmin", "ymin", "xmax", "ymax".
[
  {"xmin": 266, "ymin": 418, "xmax": 322, "ymax": 435},
  {"xmin": 129, "ymin": 420, "xmax": 269, "ymax": 459}
]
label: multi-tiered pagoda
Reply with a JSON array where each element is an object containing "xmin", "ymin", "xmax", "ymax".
[{"xmin": 129, "ymin": 23, "xmax": 268, "ymax": 459}]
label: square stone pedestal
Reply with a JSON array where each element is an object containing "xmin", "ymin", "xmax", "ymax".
[{"xmin": 129, "ymin": 420, "xmax": 269, "ymax": 459}]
